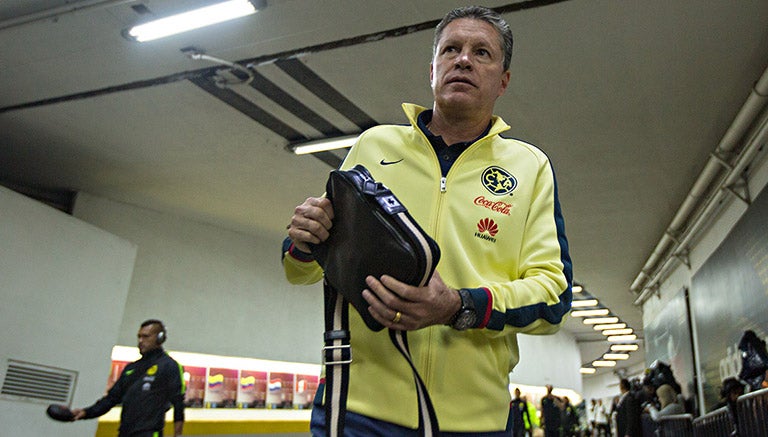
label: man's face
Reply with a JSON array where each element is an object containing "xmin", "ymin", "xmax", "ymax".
[
  {"xmin": 430, "ymin": 18, "xmax": 510, "ymax": 116},
  {"xmin": 137, "ymin": 324, "xmax": 161, "ymax": 355}
]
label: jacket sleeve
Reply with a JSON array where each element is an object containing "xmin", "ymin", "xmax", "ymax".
[
  {"xmin": 472, "ymin": 156, "xmax": 572, "ymax": 333},
  {"xmin": 83, "ymin": 367, "xmax": 127, "ymax": 418},
  {"xmin": 281, "ymin": 237, "xmax": 324, "ymax": 285},
  {"xmin": 168, "ymin": 361, "xmax": 186, "ymax": 423}
]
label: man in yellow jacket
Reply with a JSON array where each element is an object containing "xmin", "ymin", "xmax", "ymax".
[{"xmin": 284, "ymin": 5, "xmax": 572, "ymax": 436}]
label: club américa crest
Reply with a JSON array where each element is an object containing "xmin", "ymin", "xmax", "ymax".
[{"xmin": 481, "ymin": 166, "xmax": 517, "ymax": 196}]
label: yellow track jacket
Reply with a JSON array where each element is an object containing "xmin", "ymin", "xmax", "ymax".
[{"xmin": 283, "ymin": 103, "xmax": 572, "ymax": 432}]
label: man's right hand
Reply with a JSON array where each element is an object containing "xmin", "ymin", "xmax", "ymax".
[
  {"xmin": 71, "ymin": 408, "xmax": 86, "ymax": 420},
  {"xmin": 287, "ymin": 197, "xmax": 334, "ymax": 252}
]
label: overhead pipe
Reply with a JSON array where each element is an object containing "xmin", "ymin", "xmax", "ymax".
[
  {"xmin": 0, "ymin": 0, "xmax": 135, "ymax": 32},
  {"xmin": 633, "ymin": 63, "xmax": 768, "ymax": 305},
  {"xmin": 634, "ymin": 110, "xmax": 768, "ymax": 306}
]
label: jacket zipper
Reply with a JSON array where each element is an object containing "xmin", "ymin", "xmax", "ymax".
[{"xmin": 416, "ymin": 119, "xmax": 494, "ymax": 388}]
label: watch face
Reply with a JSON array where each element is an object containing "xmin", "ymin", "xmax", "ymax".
[{"xmin": 453, "ymin": 310, "xmax": 477, "ymax": 330}]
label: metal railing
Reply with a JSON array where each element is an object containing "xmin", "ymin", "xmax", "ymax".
[
  {"xmin": 692, "ymin": 406, "xmax": 734, "ymax": 437},
  {"xmin": 736, "ymin": 388, "xmax": 768, "ymax": 437},
  {"xmin": 657, "ymin": 414, "xmax": 693, "ymax": 437}
]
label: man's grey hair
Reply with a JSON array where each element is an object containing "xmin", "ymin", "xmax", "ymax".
[{"xmin": 433, "ymin": 6, "xmax": 514, "ymax": 72}]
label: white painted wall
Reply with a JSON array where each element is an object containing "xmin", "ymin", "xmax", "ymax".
[
  {"xmin": 512, "ymin": 329, "xmax": 583, "ymax": 393},
  {"xmin": 72, "ymin": 193, "xmax": 324, "ymax": 364},
  {"xmin": 0, "ymin": 187, "xmax": 136, "ymax": 437}
]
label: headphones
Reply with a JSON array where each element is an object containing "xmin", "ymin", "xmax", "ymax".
[{"xmin": 141, "ymin": 319, "xmax": 167, "ymax": 344}]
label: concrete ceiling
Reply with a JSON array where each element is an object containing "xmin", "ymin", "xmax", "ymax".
[{"xmin": 2, "ymin": 0, "xmax": 768, "ymax": 378}]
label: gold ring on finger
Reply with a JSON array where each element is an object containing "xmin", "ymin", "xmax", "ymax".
[{"xmin": 392, "ymin": 311, "xmax": 402, "ymax": 323}]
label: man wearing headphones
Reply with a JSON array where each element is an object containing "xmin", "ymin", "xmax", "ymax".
[{"xmin": 72, "ymin": 319, "xmax": 186, "ymax": 437}]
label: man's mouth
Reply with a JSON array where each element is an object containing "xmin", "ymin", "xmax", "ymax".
[{"xmin": 446, "ymin": 76, "xmax": 475, "ymax": 87}]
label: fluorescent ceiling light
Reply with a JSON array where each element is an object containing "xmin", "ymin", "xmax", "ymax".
[
  {"xmin": 608, "ymin": 334, "xmax": 637, "ymax": 342},
  {"xmin": 571, "ymin": 299, "xmax": 599, "ymax": 308},
  {"xmin": 592, "ymin": 360, "xmax": 616, "ymax": 367},
  {"xmin": 291, "ymin": 135, "xmax": 358, "ymax": 155},
  {"xmin": 572, "ymin": 285, "xmax": 583, "ymax": 293},
  {"xmin": 611, "ymin": 344, "xmax": 639, "ymax": 351},
  {"xmin": 593, "ymin": 323, "xmax": 626, "ymax": 331},
  {"xmin": 602, "ymin": 328, "xmax": 634, "ymax": 336},
  {"xmin": 603, "ymin": 353, "xmax": 630, "ymax": 360},
  {"xmin": 125, "ymin": 0, "xmax": 258, "ymax": 42},
  {"xmin": 583, "ymin": 317, "xmax": 619, "ymax": 325},
  {"xmin": 571, "ymin": 309, "xmax": 610, "ymax": 317},
  {"xmin": 580, "ymin": 367, "xmax": 596, "ymax": 374}
]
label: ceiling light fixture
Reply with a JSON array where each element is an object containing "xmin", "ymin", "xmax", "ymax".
[
  {"xmin": 607, "ymin": 334, "xmax": 637, "ymax": 342},
  {"xmin": 572, "ymin": 285, "xmax": 583, "ymax": 293},
  {"xmin": 580, "ymin": 367, "xmax": 596, "ymax": 374},
  {"xmin": 593, "ymin": 323, "xmax": 627, "ymax": 331},
  {"xmin": 611, "ymin": 344, "xmax": 640, "ymax": 351},
  {"xmin": 602, "ymin": 328, "xmax": 634, "ymax": 336},
  {"xmin": 592, "ymin": 360, "xmax": 616, "ymax": 367},
  {"xmin": 571, "ymin": 299, "xmax": 599, "ymax": 308},
  {"xmin": 582, "ymin": 317, "xmax": 619, "ymax": 325},
  {"xmin": 571, "ymin": 309, "xmax": 610, "ymax": 317},
  {"xmin": 290, "ymin": 135, "xmax": 358, "ymax": 155},
  {"xmin": 603, "ymin": 353, "xmax": 630, "ymax": 360},
  {"xmin": 124, "ymin": 0, "xmax": 262, "ymax": 42}
]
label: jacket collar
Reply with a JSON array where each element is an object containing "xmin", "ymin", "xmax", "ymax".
[{"xmin": 401, "ymin": 103, "xmax": 511, "ymax": 139}]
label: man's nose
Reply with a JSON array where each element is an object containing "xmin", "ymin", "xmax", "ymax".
[{"xmin": 455, "ymin": 51, "xmax": 473, "ymax": 70}]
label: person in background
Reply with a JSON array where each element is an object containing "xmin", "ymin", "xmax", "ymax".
[
  {"xmin": 738, "ymin": 330, "xmax": 768, "ymax": 391},
  {"xmin": 615, "ymin": 379, "xmax": 641, "ymax": 437},
  {"xmin": 712, "ymin": 377, "xmax": 745, "ymax": 436},
  {"xmin": 561, "ymin": 396, "xmax": 578, "ymax": 437},
  {"xmin": 609, "ymin": 396, "xmax": 620, "ymax": 437},
  {"xmin": 637, "ymin": 380, "xmax": 658, "ymax": 411},
  {"xmin": 283, "ymin": 5, "xmax": 572, "ymax": 436},
  {"xmin": 523, "ymin": 395, "xmax": 540, "ymax": 436},
  {"xmin": 587, "ymin": 399, "xmax": 597, "ymax": 436},
  {"xmin": 71, "ymin": 319, "xmax": 185, "ymax": 437},
  {"xmin": 644, "ymin": 384, "xmax": 684, "ymax": 421},
  {"xmin": 594, "ymin": 398, "xmax": 610, "ymax": 437},
  {"xmin": 541, "ymin": 385, "xmax": 563, "ymax": 437},
  {"xmin": 511, "ymin": 387, "xmax": 532, "ymax": 437}
]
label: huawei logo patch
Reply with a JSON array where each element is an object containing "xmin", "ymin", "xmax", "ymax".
[{"xmin": 475, "ymin": 218, "xmax": 498, "ymax": 243}]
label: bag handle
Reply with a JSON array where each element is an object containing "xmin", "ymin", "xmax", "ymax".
[{"xmin": 323, "ymin": 284, "xmax": 440, "ymax": 437}]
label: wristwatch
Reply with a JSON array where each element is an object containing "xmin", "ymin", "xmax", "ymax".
[{"xmin": 450, "ymin": 288, "xmax": 477, "ymax": 331}]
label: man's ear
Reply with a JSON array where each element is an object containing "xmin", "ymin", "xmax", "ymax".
[
  {"xmin": 498, "ymin": 70, "xmax": 511, "ymax": 97},
  {"xmin": 429, "ymin": 62, "xmax": 435, "ymax": 87}
]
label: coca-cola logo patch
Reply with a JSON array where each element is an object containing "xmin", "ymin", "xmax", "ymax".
[{"xmin": 474, "ymin": 196, "xmax": 511, "ymax": 216}]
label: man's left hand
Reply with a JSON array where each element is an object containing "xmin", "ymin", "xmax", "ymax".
[{"xmin": 362, "ymin": 271, "xmax": 461, "ymax": 330}]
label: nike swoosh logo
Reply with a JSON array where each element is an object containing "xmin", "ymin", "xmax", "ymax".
[{"xmin": 380, "ymin": 159, "xmax": 403, "ymax": 166}]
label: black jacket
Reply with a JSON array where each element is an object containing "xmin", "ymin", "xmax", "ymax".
[
  {"xmin": 616, "ymin": 391, "xmax": 642, "ymax": 437},
  {"xmin": 85, "ymin": 348, "xmax": 185, "ymax": 435}
]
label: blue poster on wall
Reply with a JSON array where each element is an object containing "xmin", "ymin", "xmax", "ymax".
[{"xmin": 690, "ymin": 186, "xmax": 768, "ymax": 411}]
